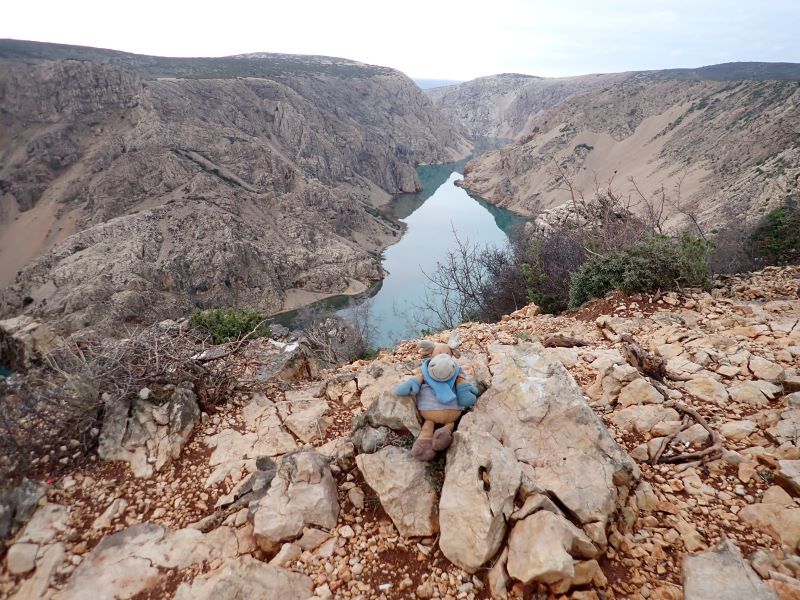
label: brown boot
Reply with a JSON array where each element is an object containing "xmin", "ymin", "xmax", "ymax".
[
  {"xmin": 431, "ymin": 426, "xmax": 453, "ymax": 451},
  {"xmin": 411, "ymin": 437, "xmax": 435, "ymax": 461}
]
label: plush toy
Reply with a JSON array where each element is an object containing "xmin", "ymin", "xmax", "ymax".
[{"xmin": 395, "ymin": 335, "xmax": 479, "ymax": 461}]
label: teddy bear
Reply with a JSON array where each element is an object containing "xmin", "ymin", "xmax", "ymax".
[{"xmin": 395, "ymin": 335, "xmax": 479, "ymax": 461}]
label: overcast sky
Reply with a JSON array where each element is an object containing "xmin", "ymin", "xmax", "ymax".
[{"xmin": 3, "ymin": 1, "xmax": 799, "ymax": 80}]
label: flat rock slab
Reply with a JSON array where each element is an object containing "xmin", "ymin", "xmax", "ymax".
[
  {"xmin": 55, "ymin": 523, "xmax": 239, "ymax": 599},
  {"xmin": 207, "ymin": 393, "xmax": 297, "ymax": 465},
  {"xmin": 356, "ymin": 446, "xmax": 438, "ymax": 537},
  {"xmin": 19, "ymin": 504, "xmax": 69, "ymax": 545},
  {"xmin": 683, "ymin": 538, "xmax": 778, "ymax": 600},
  {"xmin": 173, "ymin": 556, "xmax": 313, "ymax": 600}
]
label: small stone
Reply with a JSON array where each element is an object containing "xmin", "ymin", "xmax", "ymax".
[
  {"xmin": 6, "ymin": 543, "xmax": 38, "ymax": 574},
  {"xmin": 339, "ymin": 525, "xmax": 355, "ymax": 538},
  {"xmin": 685, "ymin": 376, "xmax": 729, "ymax": 404},
  {"xmin": 749, "ymin": 356, "xmax": 785, "ymax": 382},
  {"xmin": 719, "ymin": 420, "xmax": 758, "ymax": 441},
  {"xmin": 347, "ymin": 486, "xmax": 365, "ymax": 509},
  {"xmin": 269, "ymin": 543, "xmax": 301, "ymax": 567}
]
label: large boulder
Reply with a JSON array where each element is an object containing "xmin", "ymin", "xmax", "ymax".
[
  {"xmin": 173, "ymin": 556, "xmax": 313, "ymax": 600},
  {"xmin": 438, "ymin": 342, "xmax": 638, "ymax": 584},
  {"xmin": 98, "ymin": 385, "xmax": 200, "ymax": 478},
  {"xmin": 466, "ymin": 343, "xmax": 639, "ymax": 537},
  {"xmin": 250, "ymin": 448, "xmax": 339, "ymax": 546},
  {"xmin": 356, "ymin": 445, "xmax": 438, "ymax": 537},
  {"xmin": 683, "ymin": 538, "xmax": 778, "ymax": 600},
  {"xmin": 438, "ymin": 431, "xmax": 521, "ymax": 573}
]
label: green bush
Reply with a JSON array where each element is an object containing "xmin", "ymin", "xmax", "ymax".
[
  {"xmin": 749, "ymin": 201, "xmax": 800, "ymax": 265},
  {"xmin": 189, "ymin": 308, "xmax": 270, "ymax": 344},
  {"xmin": 568, "ymin": 234, "xmax": 713, "ymax": 308}
]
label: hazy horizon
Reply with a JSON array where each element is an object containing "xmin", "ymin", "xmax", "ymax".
[{"xmin": 3, "ymin": 1, "xmax": 800, "ymax": 80}]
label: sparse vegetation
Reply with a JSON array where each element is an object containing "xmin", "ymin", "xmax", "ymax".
[
  {"xmin": 749, "ymin": 201, "xmax": 800, "ymax": 265},
  {"xmin": 0, "ymin": 323, "xmax": 240, "ymax": 487},
  {"xmin": 189, "ymin": 308, "xmax": 270, "ymax": 344},
  {"xmin": 568, "ymin": 233, "xmax": 713, "ymax": 308}
]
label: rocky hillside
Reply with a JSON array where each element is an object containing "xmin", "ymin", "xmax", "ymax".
[
  {"xmin": 426, "ymin": 72, "xmax": 628, "ymax": 139},
  {"xmin": 1, "ymin": 266, "xmax": 798, "ymax": 598},
  {"xmin": 0, "ymin": 40, "xmax": 471, "ymax": 333},
  {"xmin": 430, "ymin": 64, "xmax": 800, "ymax": 234}
]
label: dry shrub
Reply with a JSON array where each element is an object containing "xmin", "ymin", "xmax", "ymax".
[{"xmin": 0, "ymin": 322, "xmax": 240, "ymax": 488}]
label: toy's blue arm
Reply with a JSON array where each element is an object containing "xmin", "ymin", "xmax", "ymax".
[
  {"xmin": 396, "ymin": 377, "xmax": 421, "ymax": 396},
  {"xmin": 456, "ymin": 383, "xmax": 479, "ymax": 408}
]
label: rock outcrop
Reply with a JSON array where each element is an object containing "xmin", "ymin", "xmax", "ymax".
[
  {"xmin": 0, "ymin": 316, "xmax": 58, "ymax": 371},
  {"xmin": 249, "ymin": 448, "xmax": 339, "ymax": 547},
  {"xmin": 98, "ymin": 385, "xmax": 200, "ymax": 478},
  {"xmin": 173, "ymin": 556, "xmax": 313, "ymax": 600}
]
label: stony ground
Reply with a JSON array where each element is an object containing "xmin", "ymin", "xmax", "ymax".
[{"xmin": 2, "ymin": 266, "xmax": 799, "ymax": 599}]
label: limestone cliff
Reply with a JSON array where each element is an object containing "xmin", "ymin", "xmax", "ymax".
[
  {"xmin": 429, "ymin": 64, "xmax": 800, "ymax": 233},
  {"xmin": 0, "ymin": 40, "xmax": 471, "ymax": 332}
]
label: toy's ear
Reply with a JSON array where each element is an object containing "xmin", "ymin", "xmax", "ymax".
[
  {"xmin": 451, "ymin": 348, "xmax": 461, "ymax": 359},
  {"xmin": 418, "ymin": 340, "xmax": 435, "ymax": 357}
]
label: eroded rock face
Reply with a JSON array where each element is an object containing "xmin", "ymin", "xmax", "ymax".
[
  {"xmin": 683, "ymin": 538, "xmax": 778, "ymax": 600},
  {"xmin": 0, "ymin": 479, "xmax": 47, "ymax": 544},
  {"xmin": 250, "ymin": 448, "xmax": 339, "ymax": 546},
  {"xmin": 98, "ymin": 385, "xmax": 200, "ymax": 478},
  {"xmin": 356, "ymin": 446, "xmax": 438, "ymax": 537},
  {"xmin": 0, "ymin": 44, "xmax": 471, "ymax": 333},
  {"xmin": 173, "ymin": 556, "xmax": 313, "ymax": 600},
  {"xmin": 253, "ymin": 343, "xmax": 319, "ymax": 384},
  {"xmin": 439, "ymin": 342, "xmax": 638, "ymax": 581}
]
